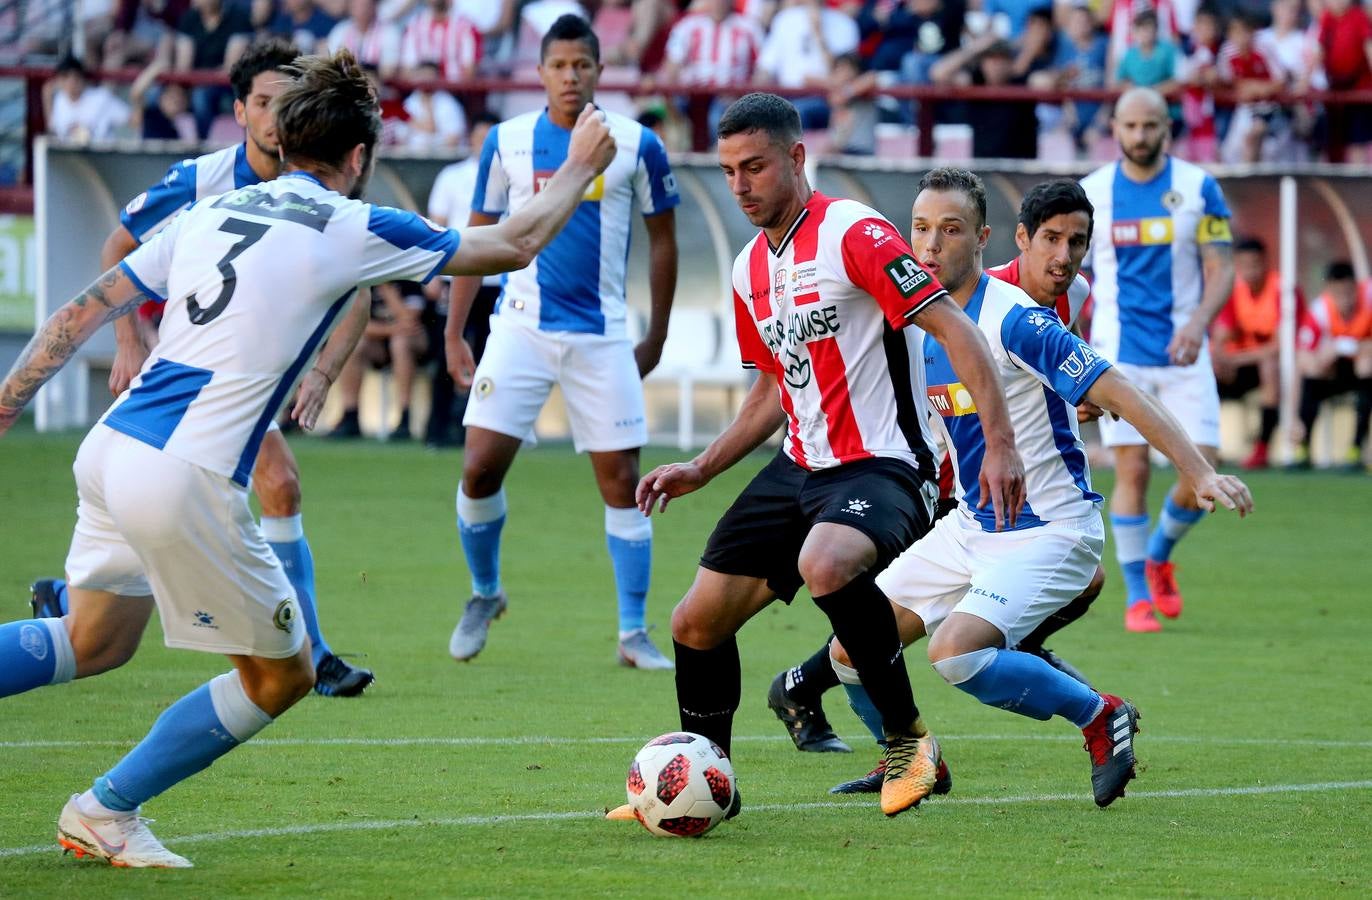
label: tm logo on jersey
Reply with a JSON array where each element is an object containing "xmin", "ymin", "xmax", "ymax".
[
  {"xmin": 1058, "ymin": 346, "xmax": 1102, "ymax": 383},
  {"xmin": 927, "ymin": 382, "xmax": 977, "ymax": 417},
  {"xmin": 1111, "ymin": 217, "xmax": 1173, "ymax": 246},
  {"xmin": 534, "ymin": 170, "xmax": 604, "ymax": 201},
  {"xmin": 884, "ymin": 255, "xmax": 931, "ymax": 298}
]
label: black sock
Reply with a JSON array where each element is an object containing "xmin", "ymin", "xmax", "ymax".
[
  {"xmin": 1259, "ymin": 406, "xmax": 1279, "ymax": 444},
  {"xmin": 674, "ymin": 638, "xmax": 740, "ymax": 758},
  {"xmin": 784, "ymin": 638, "xmax": 839, "ymax": 704},
  {"xmin": 811, "ymin": 573, "xmax": 918, "ymax": 737},
  {"xmin": 1017, "ymin": 590, "xmax": 1098, "ymax": 654}
]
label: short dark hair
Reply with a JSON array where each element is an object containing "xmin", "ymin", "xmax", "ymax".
[
  {"xmin": 1327, "ymin": 261, "xmax": 1356, "ymax": 282},
  {"xmin": 1018, "ymin": 179, "xmax": 1094, "ymax": 239},
  {"xmin": 1234, "ymin": 236, "xmax": 1266, "ymax": 255},
  {"xmin": 274, "ymin": 50, "xmax": 381, "ymax": 173},
  {"xmin": 470, "ymin": 110, "xmax": 501, "ymax": 130},
  {"xmin": 229, "ymin": 37, "xmax": 300, "ymax": 102},
  {"xmin": 717, "ymin": 92, "xmax": 801, "ymax": 147},
  {"xmin": 55, "ymin": 53, "xmax": 88, "ymax": 78},
  {"xmin": 1133, "ymin": 9, "xmax": 1158, "ymax": 27},
  {"xmin": 540, "ymin": 13, "xmax": 599, "ymax": 62},
  {"xmin": 917, "ymin": 167, "xmax": 988, "ymax": 229}
]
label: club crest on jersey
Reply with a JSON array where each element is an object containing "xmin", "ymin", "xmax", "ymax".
[
  {"xmin": 782, "ymin": 350, "xmax": 811, "ymax": 389},
  {"xmin": 773, "ymin": 267, "xmax": 788, "ymax": 299},
  {"xmin": 927, "ymin": 382, "xmax": 977, "ymax": 417},
  {"xmin": 884, "ymin": 254, "xmax": 931, "ymax": 298},
  {"xmin": 273, "ymin": 599, "xmax": 296, "ymax": 633},
  {"xmin": 1161, "ymin": 189, "xmax": 1184, "ymax": 211}
]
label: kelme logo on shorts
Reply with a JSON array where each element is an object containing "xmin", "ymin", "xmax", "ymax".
[
  {"xmin": 273, "ymin": 599, "xmax": 296, "ymax": 633},
  {"xmin": 884, "ymin": 255, "xmax": 930, "ymax": 298}
]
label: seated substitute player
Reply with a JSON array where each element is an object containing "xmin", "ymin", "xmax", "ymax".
[
  {"xmin": 1292, "ymin": 261, "xmax": 1372, "ymax": 470},
  {"xmin": 609, "ymin": 93, "xmax": 1027, "ymax": 821},
  {"xmin": 0, "ymin": 51, "xmax": 618, "ymax": 868},
  {"xmin": 824, "ymin": 168, "xmax": 1253, "ymax": 808},
  {"xmin": 770, "ymin": 179, "xmax": 1108, "ymax": 770},
  {"xmin": 444, "ymin": 15, "xmax": 680, "ymax": 669},
  {"xmin": 27, "ymin": 38, "xmax": 375, "ymax": 696}
]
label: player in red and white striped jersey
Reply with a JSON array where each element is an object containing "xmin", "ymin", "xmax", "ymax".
[
  {"xmin": 661, "ymin": 0, "xmax": 764, "ymax": 86},
  {"xmin": 399, "ymin": 0, "xmax": 481, "ymax": 81},
  {"xmin": 633, "ymin": 93, "xmax": 1024, "ymax": 819}
]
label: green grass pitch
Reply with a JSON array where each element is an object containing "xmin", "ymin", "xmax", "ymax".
[{"xmin": 1, "ymin": 429, "xmax": 1369, "ymax": 897}]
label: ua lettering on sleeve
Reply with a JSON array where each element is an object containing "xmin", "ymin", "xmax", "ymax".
[
  {"xmin": 1080, "ymin": 156, "xmax": 1232, "ymax": 366},
  {"xmin": 111, "ymin": 171, "xmax": 460, "ymax": 487},
  {"xmin": 469, "ymin": 109, "xmax": 680, "ymax": 337},
  {"xmin": 925, "ymin": 274, "xmax": 1110, "ymax": 531},
  {"xmin": 731, "ymin": 192, "xmax": 948, "ymax": 473}
]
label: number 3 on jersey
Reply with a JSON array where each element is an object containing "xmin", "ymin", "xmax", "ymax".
[{"xmin": 187, "ymin": 217, "xmax": 271, "ymax": 325}]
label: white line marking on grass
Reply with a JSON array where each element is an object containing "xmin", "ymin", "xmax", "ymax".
[
  {"xmin": 4, "ymin": 734, "xmax": 1372, "ymax": 750},
  {"xmin": 1, "ymin": 780, "xmax": 1369, "ymax": 860}
]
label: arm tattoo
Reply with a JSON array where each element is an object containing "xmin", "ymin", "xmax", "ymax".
[{"xmin": 0, "ymin": 269, "xmax": 149, "ymax": 412}]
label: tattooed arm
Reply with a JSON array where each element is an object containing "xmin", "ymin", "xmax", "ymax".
[{"xmin": 0, "ymin": 267, "xmax": 149, "ymax": 436}]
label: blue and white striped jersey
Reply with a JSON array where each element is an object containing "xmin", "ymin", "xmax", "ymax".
[
  {"xmin": 109, "ymin": 172, "xmax": 460, "ymax": 487},
  {"xmin": 119, "ymin": 143, "xmax": 263, "ymax": 243},
  {"xmin": 1080, "ymin": 156, "xmax": 1233, "ymax": 366},
  {"xmin": 471, "ymin": 108, "xmax": 679, "ymax": 337},
  {"xmin": 925, "ymin": 274, "xmax": 1109, "ymax": 532}
]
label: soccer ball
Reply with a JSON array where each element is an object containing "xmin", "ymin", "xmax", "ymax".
[{"xmin": 626, "ymin": 732, "xmax": 736, "ymax": 837}]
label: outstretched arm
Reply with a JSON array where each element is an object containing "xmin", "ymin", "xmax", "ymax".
[
  {"xmin": 0, "ymin": 266, "xmax": 149, "ymax": 435},
  {"xmin": 1086, "ymin": 367, "xmax": 1253, "ymax": 515},
  {"xmin": 636, "ymin": 372, "xmax": 785, "ymax": 515}
]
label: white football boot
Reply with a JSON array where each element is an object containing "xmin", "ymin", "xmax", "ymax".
[{"xmin": 57, "ymin": 794, "xmax": 193, "ymax": 868}]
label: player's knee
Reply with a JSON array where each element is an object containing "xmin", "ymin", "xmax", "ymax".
[
  {"xmin": 828, "ymin": 637, "xmax": 854, "ymax": 672},
  {"xmin": 1081, "ymin": 566, "xmax": 1106, "ymax": 603},
  {"xmin": 254, "ymin": 460, "xmax": 302, "ymax": 517},
  {"xmin": 69, "ymin": 621, "xmax": 139, "ymax": 678},
  {"xmin": 796, "ymin": 549, "xmax": 865, "ymax": 597},
  {"xmin": 930, "ymin": 647, "xmax": 997, "ymax": 686},
  {"xmin": 462, "ymin": 460, "xmax": 507, "ymax": 498}
]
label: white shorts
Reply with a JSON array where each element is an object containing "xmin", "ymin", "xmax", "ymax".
[
  {"xmin": 462, "ymin": 316, "xmax": 647, "ymax": 452},
  {"xmin": 1098, "ymin": 360, "xmax": 1220, "ymax": 448},
  {"xmin": 875, "ymin": 508, "xmax": 1105, "ymax": 647},
  {"xmin": 64, "ymin": 426, "xmax": 305, "ymax": 659}
]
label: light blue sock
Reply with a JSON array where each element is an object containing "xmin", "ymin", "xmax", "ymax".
[
  {"xmin": 936, "ymin": 647, "xmax": 1103, "ymax": 728},
  {"xmin": 1147, "ymin": 491, "xmax": 1205, "ymax": 562},
  {"xmin": 0, "ymin": 618, "xmax": 76, "ymax": 697},
  {"xmin": 263, "ymin": 514, "xmax": 329, "ymax": 665},
  {"xmin": 457, "ymin": 487, "xmax": 505, "ymax": 598},
  {"xmin": 831, "ymin": 654, "xmax": 886, "ymax": 745},
  {"xmin": 1110, "ymin": 513, "xmax": 1152, "ymax": 606},
  {"xmin": 92, "ymin": 671, "xmax": 272, "ymax": 812},
  {"xmin": 605, "ymin": 505, "xmax": 651, "ymax": 635}
]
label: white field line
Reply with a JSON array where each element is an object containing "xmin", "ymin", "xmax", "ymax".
[
  {"xmin": 1, "ymin": 779, "xmax": 1369, "ymax": 860},
  {"xmin": 2, "ymin": 733, "xmax": 1371, "ymax": 749}
]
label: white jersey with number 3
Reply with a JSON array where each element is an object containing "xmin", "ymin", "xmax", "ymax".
[{"xmin": 108, "ymin": 171, "xmax": 461, "ymax": 486}]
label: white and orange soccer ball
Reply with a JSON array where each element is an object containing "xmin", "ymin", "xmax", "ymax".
[{"xmin": 626, "ymin": 732, "xmax": 736, "ymax": 837}]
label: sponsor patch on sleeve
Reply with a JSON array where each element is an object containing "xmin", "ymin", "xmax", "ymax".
[{"xmin": 884, "ymin": 254, "xmax": 932, "ymax": 298}]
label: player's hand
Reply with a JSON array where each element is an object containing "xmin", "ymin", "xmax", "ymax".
[
  {"xmin": 1076, "ymin": 399, "xmax": 1105, "ymax": 423},
  {"xmin": 1167, "ymin": 319, "xmax": 1206, "ymax": 367},
  {"xmin": 108, "ymin": 341, "xmax": 149, "ymax": 396},
  {"xmin": 567, "ymin": 103, "xmax": 617, "ymax": 175},
  {"xmin": 0, "ymin": 403, "xmax": 19, "ymax": 438},
  {"xmin": 636, "ymin": 461, "xmax": 707, "ymax": 515},
  {"xmin": 446, "ymin": 334, "xmax": 476, "ymax": 391},
  {"xmin": 1192, "ymin": 472, "xmax": 1254, "ymax": 517},
  {"xmin": 633, "ymin": 332, "xmax": 666, "ymax": 378},
  {"xmin": 291, "ymin": 368, "xmax": 332, "ymax": 431},
  {"xmin": 977, "ymin": 442, "xmax": 1026, "ymax": 531}
]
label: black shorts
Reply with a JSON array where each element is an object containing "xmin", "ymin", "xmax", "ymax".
[{"xmin": 700, "ymin": 451, "xmax": 934, "ymax": 603}]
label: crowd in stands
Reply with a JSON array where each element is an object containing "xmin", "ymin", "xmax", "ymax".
[{"xmin": 18, "ymin": 0, "xmax": 1372, "ymax": 162}]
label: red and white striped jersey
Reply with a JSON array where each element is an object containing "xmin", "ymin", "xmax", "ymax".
[
  {"xmin": 987, "ymin": 256, "xmax": 1091, "ymax": 327},
  {"xmin": 326, "ymin": 18, "xmax": 402, "ymax": 72},
  {"xmin": 400, "ymin": 10, "xmax": 481, "ymax": 79},
  {"xmin": 731, "ymin": 192, "xmax": 949, "ymax": 473},
  {"xmin": 664, "ymin": 12, "xmax": 764, "ymax": 86}
]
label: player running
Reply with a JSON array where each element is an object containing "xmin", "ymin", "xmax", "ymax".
[
  {"xmin": 0, "ymin": 50, "xmax": 618, "ymax": 867},
  {"xmin": 609, "ymin": 94, "xmax": 1025, "ymax": 821},
  {"xmin": 443, "ymin": 14, "xmax": 680, "ymax": 669},
  {"xmin": 823, "ymin": 168, "xmax": 1252, "ymax": 807},
  {"xmin": 1081, "ymin": 87, "xmax": 1237, "ymax": 632},
  {"xmin": 26, "ymin": 38, "xmax": 375, "ymax": 695}
]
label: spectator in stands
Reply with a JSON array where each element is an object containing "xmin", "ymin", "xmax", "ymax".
[
  {"xmin": 1256, "ymin": 0, "xmax": 1324, "ymax": 154},
  {"xmin": 400, "ymin": 0, "xmax": 481, "ymax": 80},
  {"xmin": 1216, "ymin": 11, "xmax": 1284, "ymax": 163},
  {"xmin": 827, "ymin": 51, "xmax": 878, "ymax": 154},
  {"xmin": 1294, "ymin": 261, "xmax": 1372, "ymax": 470},
  {"xmin": 400, "ymin": 61, "xmax": 468, "ymax": 149},
  {"xmin": 1048, "ymin": 1, "xmax": 1109, "ymax": 153},
  {"xmin": 982, "ymin": 0, "xmax": 1050, "ymax": 39},
  {"xmin": 892, "ymin": 0, "xmax": 964, "ymax": 89},
  {"xmin": 1105, "ymin": 0, "xmax": 1181, "ymax": 80},
  {"xmin": 266, "ymin": 0, "xmax": 337, "ymax": 52},
  {"xmin": 129, "ymin": 58, "xmax": 198, "ymax": 140},
  {"xmin": 426, "ymin": 111, "xmax": 500, "ymax": 447},
  {"xmin": 754, "ymin": 0, "xmax": 860, "ymax": 128},
  {"xmin": 330, "ymin": 282, "xmax": 433, "ymax": 441},
  {"xmin": 44, "ymin": 54, "xmax": 131, "ymax": 143},
  {"xmin": 1114, "ymin": 9, "xmax": 1179, "ymax": 95},
  {"xmin": 105, "ymin": 0, "xmax": 188, "ymax": 68},
  {"xmin": 327, "ymin": 0, "xmax": 402, "ymax": 78},
  {"xmin": 1178, "ymin": 4, "xmax": 1221, "ymax": 161},
  {"xmin": 603, "ymin": 0, "xmax": 680, "ymax": 71},
  {"xmin": 1315, "ymin": 0, "xmax": 1372, "ymax": 163},
  {"xmin": 1013, "ymin": 7, "xmax": 1057, "ymax": 78},
  {"xmin": 659, "ymin": 0, "xmax": 764, "ymax": 140},
  {"xmin": 1211, "ymin": 237, "xmax": 1295, "ymax": 470},
  {"xmin": 932, "ymin": 37, "xmax": 1039, "ymax": 157},
  {"xmin": 854, "ymin": 0, "xmax": 954, "ymax": 75},
  {"xmin": 175, "ymin": 0, "xmax": 255, "ymax": 138}
]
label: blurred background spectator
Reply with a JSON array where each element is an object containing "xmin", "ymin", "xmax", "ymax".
[
  {"xmin": 174, "ymin": 0, "xmax": 254, "ymax": 138},
  {"xmin": 1294, "ymin": 262, "xmax": 1372, "ymax": 470},
  {"xmin": 327, "ymin": 0, "xmax": 401, "ymax": 77},
  {"xmin": 399, "ymin": 0, "xmax": 480, "ymax": 80},
  {"xmin": 659, "ymin": 0, "xmax": 763, "ymax": 142},
  {"xmin": 44, "ymin": 53, "xmax": 130, "ymax": 142},
  {"xmin": 755, "ymin": 0, "xmax": 859, "ymax": 129},
  {"xmin": 263, "ymin": 0, "xmax": 337, "ymax": 52},
  {"xmin": 399, "ymin": 60, "xmax": 466, "ymax": 149}
]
